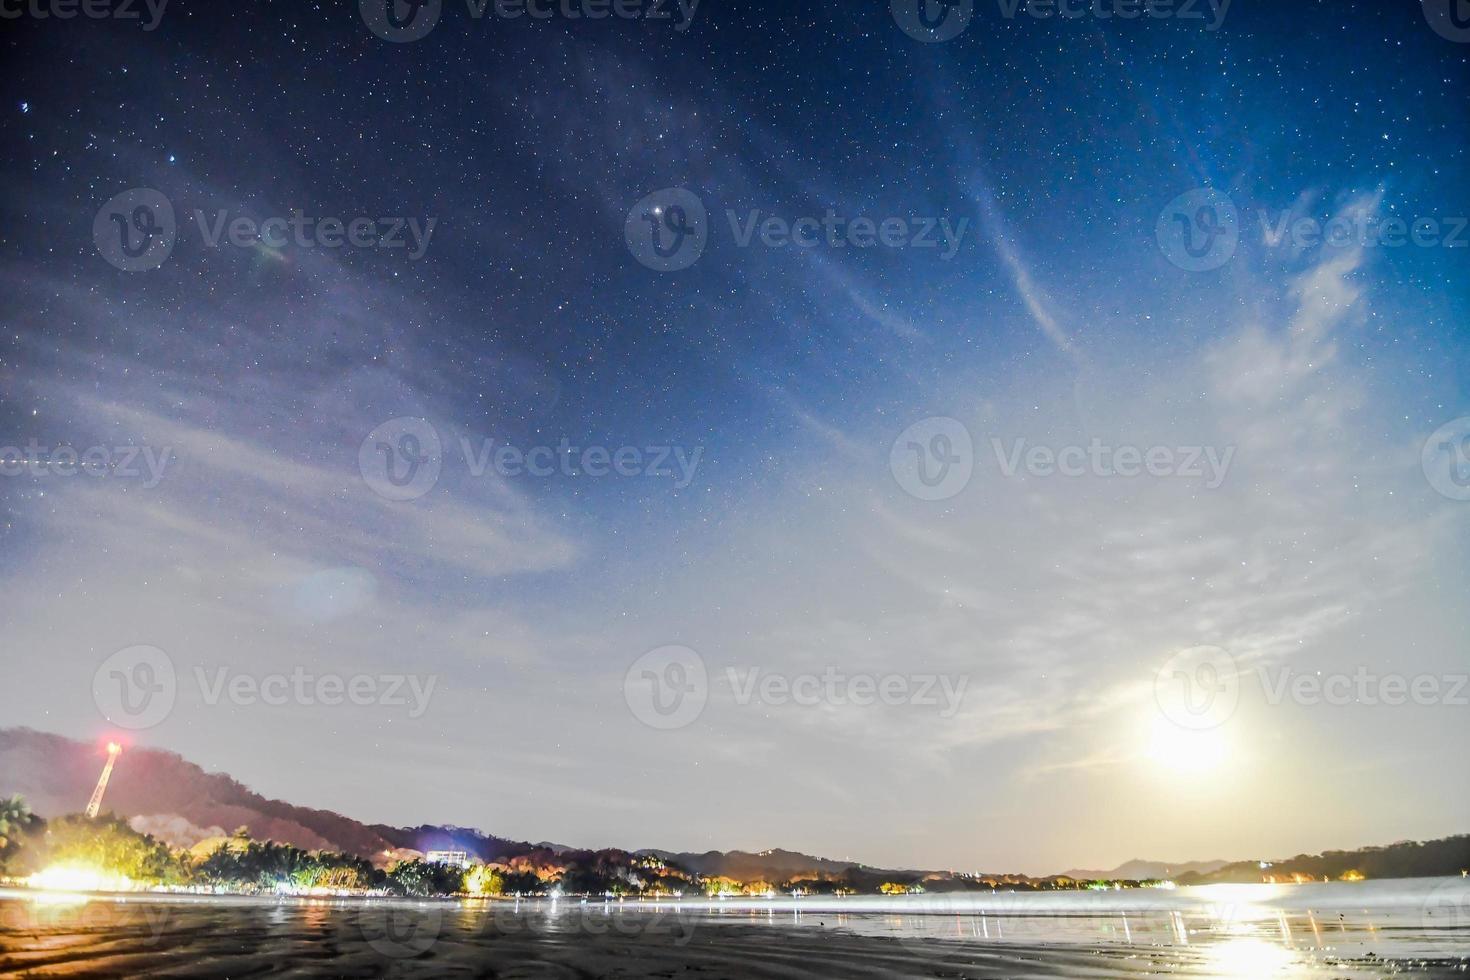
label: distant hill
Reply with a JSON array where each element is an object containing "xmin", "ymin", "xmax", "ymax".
[
  {"xmin": 641, "ymin": 847, "xmax": 872, "ymax": 881},
  {"xmin": 0, "ymin": 728, "xmax": 967, "ymax": 884},
  {"xmin": 1177, "ymin": 838, "xmax": 1470, "ymax": 884},
  {"xmin": 0, "ymin": 728, "xmax": 401, "ymax": 857},
  {"xmin": 5, "ymin": 728, "xmax": 1465, "ymax": 887},
  {"xmin": 1063, "ymin": 859, "xmax": 1230, "ymax": 881}
]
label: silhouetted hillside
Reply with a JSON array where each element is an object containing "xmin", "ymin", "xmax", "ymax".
[
  {"xmin": 644, "ymin": 847, "xmax": 869, "ymax": 880},
  {"xmin": 1177, "ymin": 837, "xmax": 1470, "ymax": 884},
  {"xmin": 1064, "ymin": 858, "xmax": 1229, "ymax": 881},
  {"xmin": 7, "ymin": 728, "xmax": 1464, "ymax": 888},
  {"xmin": 0, "ymin": 728, "xmax": 396, "ymax": 856}
]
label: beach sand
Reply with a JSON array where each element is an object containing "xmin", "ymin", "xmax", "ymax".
[{"xmin": 2, "ymin": 894, "xmax": 1467, "ymax": 978}]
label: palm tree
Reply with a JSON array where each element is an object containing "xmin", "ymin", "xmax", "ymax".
[{"xmin": 0, "ymin": 795, "xmax": 34, "ymax": 850}]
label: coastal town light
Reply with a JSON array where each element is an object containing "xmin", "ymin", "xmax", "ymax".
[{"xmin": 28, "ymin": 863, "xmax": 132, "ymax": 894}]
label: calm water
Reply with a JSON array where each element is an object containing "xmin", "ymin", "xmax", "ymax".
[{"xmin": 1, "ymin": 878, "xmax": 1467, "ymax": 978}]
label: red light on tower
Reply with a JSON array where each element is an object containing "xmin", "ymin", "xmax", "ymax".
[{"xmin": 85, "ymin": 742, "xmax": 123, "ymax": 819}]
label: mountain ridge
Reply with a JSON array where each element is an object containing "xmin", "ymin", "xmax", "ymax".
[
  {"xmin": 10, "ymin": 727, "xmax": 1453, "ymax": 885},
  {"xmin": 0, "ymin": 728, "xmax": 969, "ymax": 881}
]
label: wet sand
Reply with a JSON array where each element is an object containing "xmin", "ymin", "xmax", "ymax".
[{"xmin": 1, "ymin": 892, "xmax": 1467, "ymax": 979}]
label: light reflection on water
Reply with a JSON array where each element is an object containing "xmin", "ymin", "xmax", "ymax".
[{"xmin": 1, "ymin": 878, "xmax": 1467, "ymax": 978}]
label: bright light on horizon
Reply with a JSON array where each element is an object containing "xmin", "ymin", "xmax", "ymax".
[{"xmin": 27, "ymin": 863, "xmax": 133, "ymax": 894}]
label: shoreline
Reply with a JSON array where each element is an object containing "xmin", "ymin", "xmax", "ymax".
[
  {"xmin": 3, "ymin": 890, "xmax": 1468, "ymax": 980},
  {"xmin": 5, "ymin": 873, "xmax": 1467, "ymax": 915}
]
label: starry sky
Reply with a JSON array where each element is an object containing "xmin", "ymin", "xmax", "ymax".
[{"xmin": 1, "ymin": 0, "xmax": 1467, "ymax": 875}]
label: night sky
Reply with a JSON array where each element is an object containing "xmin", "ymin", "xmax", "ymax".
[{"xmin": 1, "ymin": 0, "xmax": 1468, "ymax": 874}]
